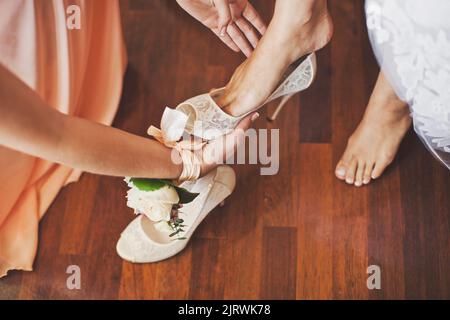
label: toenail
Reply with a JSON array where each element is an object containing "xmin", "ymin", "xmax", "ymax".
[
  {"xmin": 346, "ymin": 178, "xmax": 353, "ymax": 184},
  {"xmin": 355, "ymin": 182, "xmax": 362, "ymax": 187},
  {"xmin": 336, "ymin": 168, "xmax": 346, "ymax": 177}
]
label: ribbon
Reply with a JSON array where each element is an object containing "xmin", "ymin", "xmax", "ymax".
[{"xmin": 147, "ymin": 108, "xmax": 206, "ymax": 181}]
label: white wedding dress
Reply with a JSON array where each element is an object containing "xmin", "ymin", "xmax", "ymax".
[{"xmin": 366, "ymin": 0, "xmax": 450, "ymax": 169}]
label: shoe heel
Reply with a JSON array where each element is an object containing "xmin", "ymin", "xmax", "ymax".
[
  {"xmin": 200, "ymin": 166, "xmax": 236, "ymax": 215},
  {"xmin": 266, "ymin": 53, "xmax": 316, "ymax": 103},
  {"xmin": 267, "ymin": 93, "xmax": 295, "ymax": 121}
]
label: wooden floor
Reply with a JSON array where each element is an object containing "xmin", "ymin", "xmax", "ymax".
[{"xmin": 1, "ymin": 0, "xmax": 449, "ymax": 300}]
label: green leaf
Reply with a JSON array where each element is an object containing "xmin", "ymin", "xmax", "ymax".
[
  {"xmin": 169, "ymin": 229, "xmax": 182, "ymax": 237},
  {"xmin": 129, "ymin": 178, "xmax": 199, "ymax": 204},
  {"xmin": 130, "ymin": 178, "xmax": 169, "ymax": 192},
  {"xmin": 174, "ymin": 186, "xmax": 199, "ymax": 204}
]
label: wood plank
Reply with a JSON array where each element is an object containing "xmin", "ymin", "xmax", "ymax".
[
  {"xmin": 299, "ymin": 46, "xmax": 332, "ymax": 143},
  {"xmin": 329, "ymin": 0, "xmax": 370, "ymax": 299},
  {"xmin": 399, "ymin": 132, "xmax": 450, "ymax": 299},
  {"xmin": 260, "ymin": 227, "xmax": 297, "ymax": 299},
  {"xmin": 189, "ymin": 238, "xmax": 227, "ymax": 299},
  {"xmin": 296, "ymin": 144, "xmax": 333, "ymax": 299}
]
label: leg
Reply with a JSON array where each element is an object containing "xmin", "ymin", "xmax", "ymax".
[
  {"xmin": 216, "ymin": 0, "xmax": 333, "ymax": 116},
  {"xmin": 335, "ymin": 72, "xmax": 412, "ymax": 187}
]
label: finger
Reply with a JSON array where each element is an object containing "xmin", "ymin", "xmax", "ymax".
[
  {"xmin": 242, "ymin": 2, "xmax": 267, "ymax": 35},
  {"xmin": 213, "ymin": 0, "xmax": 232, "ymax": 35},
  {"xmin": 235, "ymin": 17, "xmax": 259, "ymax": 49},
  {"xmin": 226, "ymin": 23, "xmax": 253, "ymax": 57},
  {"xmin": 213, "ymin": 29, "xmax": 240, "ymax": 52}
]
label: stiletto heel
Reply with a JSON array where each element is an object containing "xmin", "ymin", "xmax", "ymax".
[{"xmin": 267, "ymin": 93, "xmax": 295, "ymax": 121}]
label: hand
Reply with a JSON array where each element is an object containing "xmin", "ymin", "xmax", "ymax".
[
  {"xmin": 177, "ymin": 0, "xmax": 267, "ymax": 57},
  {"xmin": 195, "ymin": 112, "xmax": 259, "ymax": 176}
]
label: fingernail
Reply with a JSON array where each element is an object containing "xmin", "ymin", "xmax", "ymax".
[
  {"xmin": 220, "ymin": 26, "xmax": 226, "ymax": 36},
  {"xmin": 251, "ymin": 113, "xmax": 260, "ymax": 122}
]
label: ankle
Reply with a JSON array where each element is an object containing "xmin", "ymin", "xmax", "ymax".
[
  {"xmin": 275, "ymin": 0, "xmax": 328, "ymax": 28},
  {"xmin": 365, "ymin": 99, "xmax": 410, "ymax": 127},
  {"xmin": 270, "ymin": 0, "xmax": 333, "ymax": 62}
]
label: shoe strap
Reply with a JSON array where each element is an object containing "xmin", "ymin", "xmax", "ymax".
[{"xmin": 147, "ymin": 108, "xmax": 206, "ymax": 181}]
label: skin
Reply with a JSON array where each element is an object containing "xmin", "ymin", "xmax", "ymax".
[
  {"xmin": 177, "ymin": 0, "xmax": 267, "ymax": 57},
  {"xmin": 180, "ymin": 1, "xmax": 411, "ymax": 186},
  {"xmin": 0, "ymin": 65, "xmax": 255, "ymax": 180},
  {"xmin": 335, "ymin": 72, "xmax": 412, "ymax": 187},
  {"xmin": 217, "ymin": 0, "xmax": 333, "ymax": 116}
]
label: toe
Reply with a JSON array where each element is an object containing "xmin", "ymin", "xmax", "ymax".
[
  {"xmin": 354, "ymin": 161, "xmax": 365, "ymax": 187},
  {"xmin": 345, "ymin": 157, "xmax": 358, "ymax": 184},
  {"xmin": 371, "ymin": 159, "xmax": 389, "ymax": 179},
  {"xmin": 335, "ymin": 150, "xmax": 353, "ymax": 180},
  {"xmin": 335, "ymin": 161, "xmax": 348, "ymax": 180},
  {"xmin": 363, "ymin": 162, "xmax": 374, "ymax": 184}
]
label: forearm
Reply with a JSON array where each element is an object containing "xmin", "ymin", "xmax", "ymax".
[
  {"xmin": 0, "ymin": 65, "xmax": 182, "ymax": 179},
  {"xmin": 58, "ymin": 115, "xmax": 182, "ymax": 179}
]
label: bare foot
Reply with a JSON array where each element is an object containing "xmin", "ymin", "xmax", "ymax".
[
  {"xmin": 216, "ymin": 0, "xmax": 333, "ymax": 116},
  {"xmin": 335, "ymin": 73, "xmax": 412, "ymax": 187}
]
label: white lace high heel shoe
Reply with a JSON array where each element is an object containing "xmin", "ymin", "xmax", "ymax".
[
  {"xmin": 116, "ymin": 166, "xmax": 236, "ymax": 263},
  {"xmin": 176, "ymin": 53, "xmax": 317, "ymax": 140}
]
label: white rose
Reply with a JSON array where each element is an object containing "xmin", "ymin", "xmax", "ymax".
[{"xmin": 126, "ymin": 184, "xmax": 179, "ymax": 222}]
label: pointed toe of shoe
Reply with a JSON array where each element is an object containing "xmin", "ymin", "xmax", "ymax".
[
  {"xmin": 116, "ymin": 217, "xmax": 143, "ymax": 263},
  {"xmin": 116, "ymin": 216, "xmax": 187, "ymax": 264},
  {"xmin": 116, "ymin": 234, "xmax": 135, "ymax": 263}
]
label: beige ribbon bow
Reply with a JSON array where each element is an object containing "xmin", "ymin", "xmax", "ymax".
[{"xmin": 147, "ymin": 108, "xmax": 206, "ymax": 181}]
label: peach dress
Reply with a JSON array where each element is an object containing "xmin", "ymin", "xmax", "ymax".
[{"xmin": 0, "ymin": 0, "xmax": 127, "ymax": 277}]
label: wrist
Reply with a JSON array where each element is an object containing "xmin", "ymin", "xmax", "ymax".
[{"xmin": 164, "ymin": 146, "xmax": 184, "ymax": 180}]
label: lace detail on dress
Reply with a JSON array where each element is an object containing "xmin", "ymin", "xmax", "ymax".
[{"xmin": 366, "ymin": 0, "xmax": 450, "ymax": 167}]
